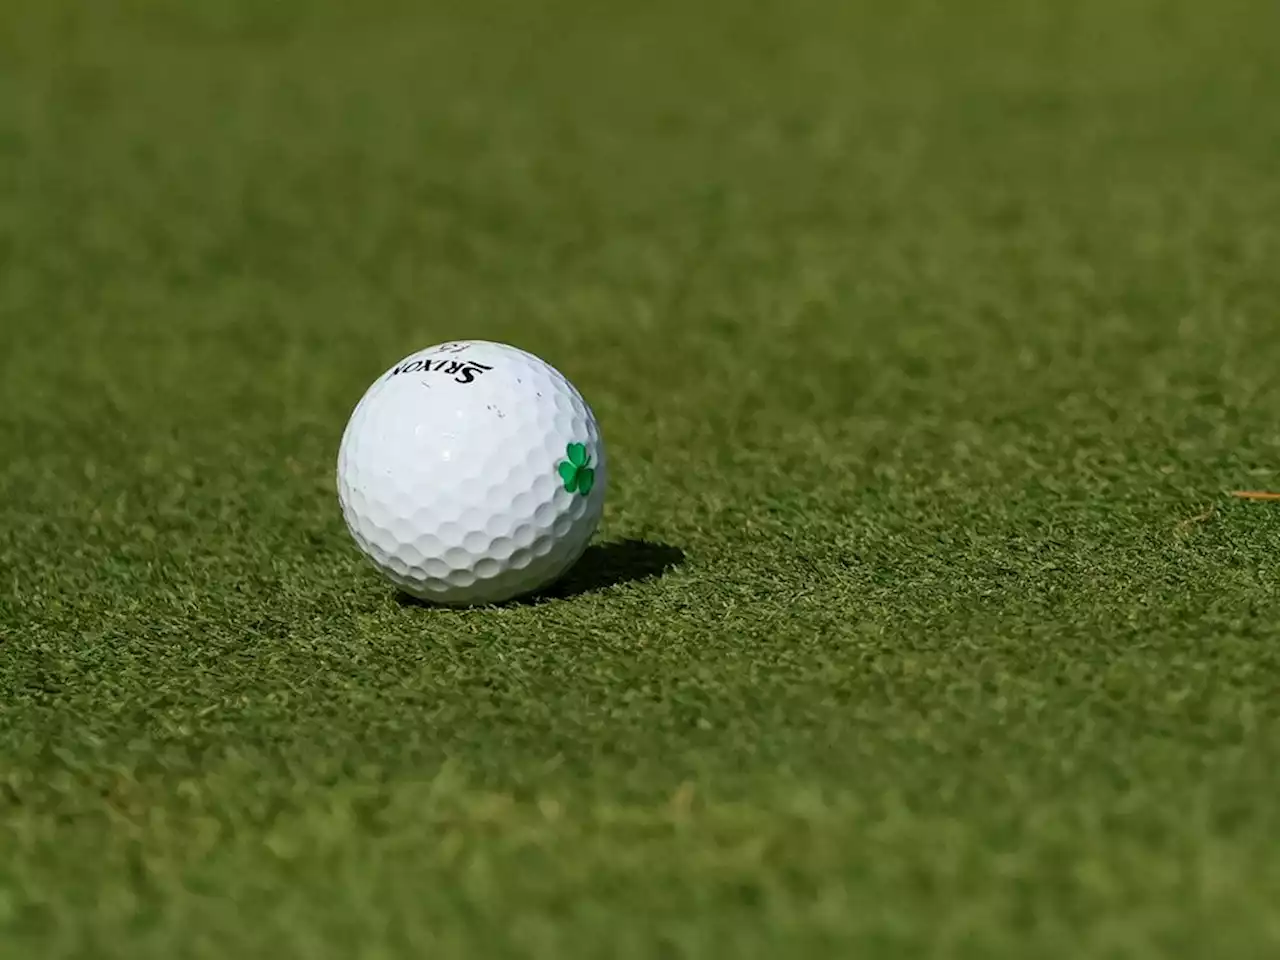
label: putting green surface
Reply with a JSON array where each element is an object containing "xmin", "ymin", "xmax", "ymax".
[{"xmin": 4, "ymin": 1, "xmax": 1280, "ymax": 956}]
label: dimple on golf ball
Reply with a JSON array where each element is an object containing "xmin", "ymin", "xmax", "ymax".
[{"xmin": 336, "ymin": 339, "xmax": 606, "ymax": 606}]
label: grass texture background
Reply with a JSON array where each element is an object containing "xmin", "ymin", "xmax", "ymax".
[{"xmin": 3, "ymin": 1, "xmax": 1280, "ymax": 956}]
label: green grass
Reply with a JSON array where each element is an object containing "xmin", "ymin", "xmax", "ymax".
[{"xmin": 4, "ymin": 0, "xmax": 1280, "ymax": 956}]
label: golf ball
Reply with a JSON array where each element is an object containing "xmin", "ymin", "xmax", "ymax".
[{"xmin": 336, "ymin": 339, "xmax": 606, "ymax": 606}]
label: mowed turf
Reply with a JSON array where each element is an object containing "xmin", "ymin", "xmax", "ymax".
[{"xmin": 4, "ymin": 0, "xmax": 1280, "ymax": 956}]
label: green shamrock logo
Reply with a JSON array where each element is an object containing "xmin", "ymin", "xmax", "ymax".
[{"xmin": 557, "ymin": 442, "xmax": 596, "ymax": 495}]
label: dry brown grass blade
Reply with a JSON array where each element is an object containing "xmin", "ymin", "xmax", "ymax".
[{"xmin": 1175, "ymin": 504, "xmax": 1216, "ymax": 534}]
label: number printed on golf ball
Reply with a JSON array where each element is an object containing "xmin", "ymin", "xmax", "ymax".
[{"xmin": 336, "ymin": 340, "xmax": 606, "ymax": 606}]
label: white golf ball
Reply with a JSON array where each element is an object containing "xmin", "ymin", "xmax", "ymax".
[{"xmin": 336, "ymin": 340, "xmax": 607, "ymax": 606}]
